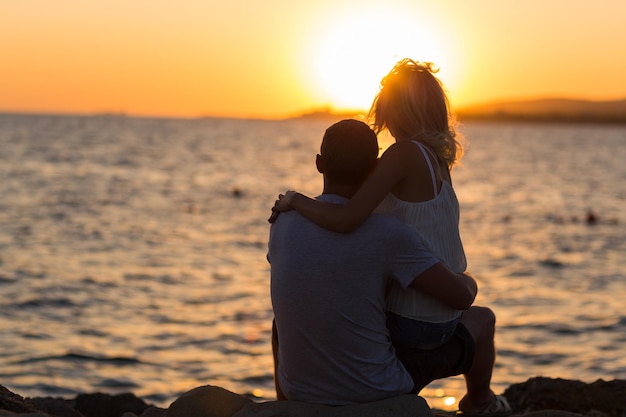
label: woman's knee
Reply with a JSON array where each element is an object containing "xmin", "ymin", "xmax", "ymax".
[
  {"xmin": 474, "ymin": 306, "xmax": 496, "ymax": 327},
  {"xmin": 462, "ymin": 306, "xmax": 496, "ymax": 339}
]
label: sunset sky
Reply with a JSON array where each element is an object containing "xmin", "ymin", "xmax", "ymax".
[{"xmin": 2, "ymin": 0, "xmax": 625, "ymax": 119}]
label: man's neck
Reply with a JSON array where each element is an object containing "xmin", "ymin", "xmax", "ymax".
[{"xmin": 322, "ymin": 183, "xmax": 359, "ymax": 199}]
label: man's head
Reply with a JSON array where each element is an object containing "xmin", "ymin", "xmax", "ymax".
[{"xmin": 317, "ymin": 119, "xmax": 379, "ymax": 191}]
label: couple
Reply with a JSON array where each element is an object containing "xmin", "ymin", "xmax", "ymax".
[{"xmin": 267, "ymin": 59, "xmax": 511, "ymax": 415}]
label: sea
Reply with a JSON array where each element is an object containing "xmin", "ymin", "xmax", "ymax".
[{"xmin": 1, "ymin": 113, "xmax": 625, "ymax": 411}]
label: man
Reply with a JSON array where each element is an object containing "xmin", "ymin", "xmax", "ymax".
[{"xmin": 268, "ymin": 120, "xmax": 509, "ymax": 414}]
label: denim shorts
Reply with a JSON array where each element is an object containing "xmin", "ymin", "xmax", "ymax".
[
  {"xmin": 386, "ymin": 312, "xmax": 462, "ymax": 350},
  {"xmin": 392, "ymin": 321, "xmax": 475, "ymax": 394}
]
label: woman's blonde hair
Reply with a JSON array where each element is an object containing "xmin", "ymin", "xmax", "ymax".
[{"xmin": 368, "ymin": 58, "xmax": 464, "ymax": 168}]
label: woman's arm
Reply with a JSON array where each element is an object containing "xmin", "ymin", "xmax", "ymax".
[{"xmin": 279, "ymin": 143, "xmax": 411, "ymax": 233}]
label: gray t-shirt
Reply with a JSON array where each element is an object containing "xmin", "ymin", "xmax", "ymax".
[{"xmin": 268, "ymin": 194, "xmax": 439, "ymax": 405}]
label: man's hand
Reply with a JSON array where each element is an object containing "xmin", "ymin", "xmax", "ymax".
[{"xmin": 409, "ymin": 264, "xmax": 478, "ymax": 310}]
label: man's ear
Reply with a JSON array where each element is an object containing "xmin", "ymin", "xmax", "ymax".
[{"xmin": 316, "ymin": 154, "xmax": 324, "ymax": 174}]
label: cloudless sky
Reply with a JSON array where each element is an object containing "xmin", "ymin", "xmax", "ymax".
[{"xmin": 2, "ymin": 0, "xmax": 625, "ymax": 119}]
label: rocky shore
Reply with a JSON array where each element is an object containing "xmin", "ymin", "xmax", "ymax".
[{"xmin": 2, "ymin": 377, "xmax": 625, "ymax": 417}]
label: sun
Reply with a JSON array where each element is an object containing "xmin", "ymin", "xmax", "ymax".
[{"xmin": 308, "ymin": 8, "xmax": 455, "ymax": 112}]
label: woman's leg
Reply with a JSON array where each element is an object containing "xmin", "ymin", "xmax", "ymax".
[{"xmin": 458, "ymin": 306, "xmax": 498, "ymax": 411}]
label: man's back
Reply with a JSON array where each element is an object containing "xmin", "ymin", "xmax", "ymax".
[{"xmin": 268, "ymin": 194, "xmax": 439, "ymax": 405}]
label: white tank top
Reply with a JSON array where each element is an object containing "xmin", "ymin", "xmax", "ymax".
[{"xmin": 376, "ymin": 141, "xmax": 467, "ymax": 322}]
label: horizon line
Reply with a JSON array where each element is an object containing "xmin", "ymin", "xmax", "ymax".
[{"xmin": 2, "ymin": 95, "xmax": 626, "ymax": 122}]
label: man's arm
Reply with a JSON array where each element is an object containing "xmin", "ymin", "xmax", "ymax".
[{"xmin": 409, "ymin": 263, "xmax": 478, "ymax": 310}]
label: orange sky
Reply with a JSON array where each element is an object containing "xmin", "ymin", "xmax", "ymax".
[{"xmin": 2, "ymin": 0, "xmax": 625, "ymax": 119}]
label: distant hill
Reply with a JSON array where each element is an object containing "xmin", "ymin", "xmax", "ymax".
[
  {"xmin": 290, "ymin": 98, "xmax": 626, "ymax": 124},
  {"xmin": 288, "ymin": 108, "xmax": 366, "ymax": 121},
  {"xmin": 456, "ymin": 98, "xmax": 626, "ymax": 124}
]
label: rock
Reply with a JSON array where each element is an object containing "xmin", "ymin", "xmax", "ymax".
[
  {"xmin": 164, "ymin": 386, "xmax": 252, "ymax": 417},
  {"xmin": 71, "ymin": 392, "xmax": 151, "ymax": 417},
  {"xmin": 3, "ymin": 378, "xmax": 626, "ymax": 417},
  {"xmin": 163, "ymin": 385, "xmax": 432, "ymax": 417},
  {"xmin": 504, "ymin": 377, "xmax": 626, "ymax": 417},
  {"xmin": 234, "ymin": 394, "xmax": 431, "ymax": 417},
  {"xmin": 0, "ymin": 387, "xmax": 43, "ymax": 415},
  {"xmin": 0, "ymin": 412, "xmax": 51, "ymax": 417},
  {"xmin": 0, "ymin": 386, "xmax": 151, "ymax": 417},
  {"xmin": 509, "ymin": 412, "xmax": 587, "ymax": 417},
  {"xmin": 28, "ymin": 397, "xmax": 82, "ymax": 417},
  {"xmin": 134, "ymin": 406, "xmax": 167, "ymax": 417}
]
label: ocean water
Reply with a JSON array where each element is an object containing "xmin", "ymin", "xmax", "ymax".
[{"xmin": 0, "ymin": 114, "xmax": 625, "ymax": 411}]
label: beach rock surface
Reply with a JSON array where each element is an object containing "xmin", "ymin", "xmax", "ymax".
[
  {"xmin": 0, "ymin": 385, "xmax": 150, "ymax": 417},
  {"xmin": 2, "ymin": 377, "xmax": 626, "ymax": 417},
  {"xmin": 503, "ymin": 377, "xmax": 626, "ymax": 417}
]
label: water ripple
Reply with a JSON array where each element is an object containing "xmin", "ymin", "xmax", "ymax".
[{"xmin": 15, "ymin": 352, "xmax": 144, "ymax": 366}]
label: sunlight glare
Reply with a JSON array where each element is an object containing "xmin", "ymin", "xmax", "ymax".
[
  {"xmin": 444, "ymin": 396, "xmax": 457, "ymax": 407},
  {"xmin": 310, "ymin": 8, "xmax": 452, "ymax": 111}
]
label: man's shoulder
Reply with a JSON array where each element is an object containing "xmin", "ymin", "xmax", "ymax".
[{"xmin": 269, "ymin": 211, "xmax": 309, "ymax": 232}]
